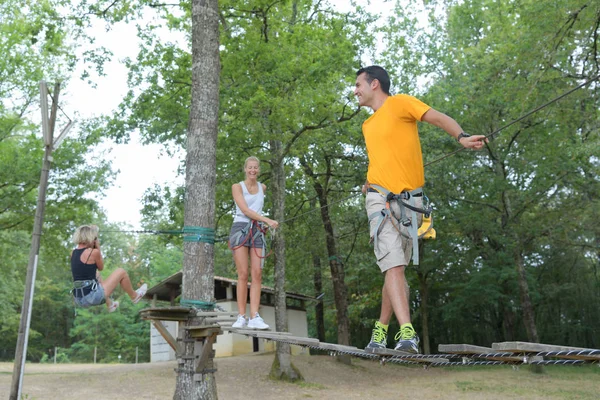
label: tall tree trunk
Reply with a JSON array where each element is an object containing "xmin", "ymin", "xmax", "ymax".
[
  {"xmin": 320, "ymin": 201, "xmax": 351, "ymax": 364},
  {"xmin": 269, "ymin": 140, "xmax": 302, "ymax": 381},
  {"xmin": 313, "ymin": 255, "xmax": 326, "ymax": 342},
  {"xmin": 300, "ymin": 156, "xmax": 351, "ymax": 364},
  {"xmin": 174, "ymin": 0, "xmax": 220, "ymax": 398}
]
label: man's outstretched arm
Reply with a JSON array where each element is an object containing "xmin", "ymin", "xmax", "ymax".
[{"xmin": 422, "ymin": 108, "xmax": 487, "ymax": 150}]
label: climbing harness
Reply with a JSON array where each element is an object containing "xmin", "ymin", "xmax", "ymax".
[
  {"xmin": 71, "ymin": 279, "xmax": 98, "ymax": 297},
  {"xmin": 367, "ymin": 184, "xmax": 435, "ymax": 265},
  {"xmin": 228, "ymin": 219, "xmax": 273, "ymax": 267}
]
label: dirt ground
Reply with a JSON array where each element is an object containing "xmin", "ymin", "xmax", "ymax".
[{"xmin": 1, "ymin": 353, "xmax": 598, "ymax": 400}]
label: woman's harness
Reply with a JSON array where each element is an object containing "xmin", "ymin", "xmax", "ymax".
[
  {"xmin": 368, "ymin": 184, "xmax": 435, "ymax": 265},
  {"xmin": 71, "ymin": 279, "xmax": 100, "ymax": 298},
  {"xmin": 228, "ymin": 219, "xmax": 272, "ymax": 267}
]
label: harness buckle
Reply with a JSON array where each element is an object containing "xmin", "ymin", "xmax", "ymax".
[{"xmin": 386, "ymin": 192, "xmax": 395, "ymax": 202}]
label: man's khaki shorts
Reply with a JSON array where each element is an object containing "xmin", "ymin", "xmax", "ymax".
[{"xmin": 366, "ymin": 191, "xmax": 423, "ymax": 272}]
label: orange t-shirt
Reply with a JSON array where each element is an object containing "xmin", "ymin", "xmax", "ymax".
[{"xmin": 362, "ymin": 94, "xmax": 431, "ymax": 194}]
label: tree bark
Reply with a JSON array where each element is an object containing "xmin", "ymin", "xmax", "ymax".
[
  {"xmin": 269, "ymin": 140, "xmax": 302, "ymax": 381},
  {"xmin": 174, "ymin": 0, "xmax": 220, "ymax": 398},
  {"xmin": 313, "ymin": 255, "xmax": 326, "ymax": 342},
  {"xmin": 300, "ymin": 156, "xmax": 351, "ymax": 364}
]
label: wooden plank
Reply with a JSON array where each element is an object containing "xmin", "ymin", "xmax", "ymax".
[
  {"xmin": 141, "ymin": 312, "xmax": 191, "ymax": 322},
  {"xmin": 255, "ymin": 332, "xmax": 319, "ymax": 343},
  {"xmin": 314, "ymin": 342, "xmax": 377, "ymax": 358},
  {"xmin": 315, "ymin": 342, "xmax": 359, "ymax": 352},
  {"xmin": 152, "ymin": 321, "xmax": 181, "ymax": 354},
  {"xmin": 140, "ymin": 306, "xmax": 192, "ymax": 321},
  {"xmin": 438, "ymin": 344, "xmax": 522, "ymax": 362},
  {"xmin": 202, "ymin": 317, "xmax": 238, "ymax": 324},
  {"xmin": 492, "ymin": 341, "xmax": 595, "ymax": 354},
  {"xmin": 195, "ymin": 334, "xmax": 218, "ymax": 373},
  {"xmin": 186, "ymin": 326, "xmax": 223, "ymax": 338},
  {"xmin": 233, "ymin": 331, "xmax": 320, "ymax": 346},
  {"xmin": 366, "ymin": 347, "xmax": 449, "ymax": 364},
  {"xmin": 438, "ymin": 344, "xmax": 495, "ymax": 354},
  {"xmin": 223, "ymin": 327, "xmax": 293, "ymax": 335},
  {"xmin": 142, "ymin": 306, "xmax": 191, "ymax": 313},
  {"xmin": 194, "ymin": 312, "xmax": 237, "ymax": 317}
]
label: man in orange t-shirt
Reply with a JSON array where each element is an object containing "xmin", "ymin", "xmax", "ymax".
[{"xmin": 355, "ymin": 65, "xmax": 486, "ymax": 353}]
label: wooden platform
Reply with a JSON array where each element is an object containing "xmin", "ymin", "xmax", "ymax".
[{"xmin": 140, "ymin": 306, "xmax": 193, "ymax": 321}]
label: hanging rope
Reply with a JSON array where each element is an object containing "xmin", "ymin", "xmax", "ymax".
[{"xmin": 424, "ymin": 74, "xmax": 600, "ymax": 167}]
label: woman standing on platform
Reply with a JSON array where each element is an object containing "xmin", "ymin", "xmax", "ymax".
[
  {"xmin": 71, "ymin": 224, "xmax": 147, "ymax": 312},
  {"xmin": 229, "ymin": 156, "xmax": 278, "ymax": 330}
]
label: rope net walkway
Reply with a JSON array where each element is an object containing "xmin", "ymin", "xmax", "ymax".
[
  {"xmin": 140, "ymin": 307, "xmax": 599, "ymax": 370},
  {"xmin": 228, "ymin": 328, "xmax": 600, "ymax": 368}
]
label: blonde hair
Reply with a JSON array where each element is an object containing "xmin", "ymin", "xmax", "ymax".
[
  {"xmin": 243, "ymin": 156, "xmax": 260, "ymax": 171},
  {"xmin": 73, "ymin": 225, "xmax": 99, "ymax": 246}
]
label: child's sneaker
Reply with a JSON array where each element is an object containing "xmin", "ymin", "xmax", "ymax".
[
  {"xmin": 247, "ymin": 313, "xmax": 269, "ymax": 330},
  {"xmin": 365, "ymin": 321, "xmax": 388, "ymax": 350},
  {"xmin": 132, "ymin": 284, "xmax": 148, "ymax": 304},
  {"xmin": 232, "ymin": 314, "xmax": 247, "ymax": 329}
]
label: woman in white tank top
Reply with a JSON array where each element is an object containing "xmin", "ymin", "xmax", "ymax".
[{"xmin": 229, "ymin": 156, "xmax": 279, "ymax": 330}]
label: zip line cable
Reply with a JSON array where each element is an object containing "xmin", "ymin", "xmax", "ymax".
[
  {"xmin": 102, "ymin": 74, "xmax": 599, "ymax": 236},
  {"xmin": 424, "ymin": 74, "xmax": 600, "ymax": 167}
]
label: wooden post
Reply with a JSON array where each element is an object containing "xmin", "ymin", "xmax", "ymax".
[
  {"xmin": 136, "ymin": 346, "xmax": 139, "ymax": 364},
  {"xmin": 94, "ymin": 346, "xmax": 97, "ymax": 364},
  {"xmin": 10, "ymin": 82, "xmax": 61, "ymax": 400},
  {"xmin": 54, "ymin": 347, "xmax": 57, "ymax": 364}
]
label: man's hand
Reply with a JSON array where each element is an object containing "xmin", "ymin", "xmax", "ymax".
[{"xmin": 460, "ymin": 135, "xmax": 488, "ymax": 150}]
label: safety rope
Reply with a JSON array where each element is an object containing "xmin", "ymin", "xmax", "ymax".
[
  {"xmin": 424, "ymin": 74, "xmax": 600, "ymax": 167},
  {"xmin": 180, "ymin": 299, "xmax": 216, "ymax": 311}
]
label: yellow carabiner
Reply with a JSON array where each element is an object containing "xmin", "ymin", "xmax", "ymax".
[{"xmin": 418, "ymin": 215, "xmax": 436, "ymax": 240}]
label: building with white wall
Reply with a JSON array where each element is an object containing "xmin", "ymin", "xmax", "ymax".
[{"xmin": 146, "ymin": 273, "xmax": 314, "ymax": 360}]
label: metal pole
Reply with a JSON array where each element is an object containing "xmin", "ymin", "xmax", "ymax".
[
  {"xmin": 94, "ymin": 346, "xmax": 97, "ymax": 364},
  {"xmin": 10, "ymin": 82, "xmax": 60, "ymax": 400},
  {"xmin": 54, "ymin": 347, "xmax": 57, "ymax": 364},
  {"xmin": 136, "ymin": 346, "xmax": 139, "ymax": 364}
]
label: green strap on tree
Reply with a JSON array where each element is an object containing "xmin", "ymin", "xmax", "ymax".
[
  {"xmin": 182, "ymin": 226, "xmax": 215, "ymax": 244},
  {"xmin": 180, "ymin": 299, "xmax": 216, "ymax": 310}
]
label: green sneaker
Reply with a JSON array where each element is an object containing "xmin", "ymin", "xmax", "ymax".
[
  {"xmin": 394, "ymin": 325, "xmax": 420, "ymax": 353},
  {"xmin": 365, "ymin": 321, "xmax": 388, "ymax": 350}
]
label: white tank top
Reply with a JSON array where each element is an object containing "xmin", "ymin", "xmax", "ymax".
[{"xmin": 233, "ymin": 181, "xmax": 264, "ymax": 223}]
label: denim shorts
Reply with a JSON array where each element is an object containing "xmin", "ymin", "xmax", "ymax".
[{"xmin": 73, "ymin": 283, "xmax": 106, "ymax": 307}]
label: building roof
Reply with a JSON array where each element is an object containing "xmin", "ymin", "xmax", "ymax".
[{"xmin": 145, "ymin": 270, "xmax": 316, "ymax": 303}]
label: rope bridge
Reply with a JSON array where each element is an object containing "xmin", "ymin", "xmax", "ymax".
[{"xmin": 140, "ymin": 307, "xmax": 599, "ymax": 372}]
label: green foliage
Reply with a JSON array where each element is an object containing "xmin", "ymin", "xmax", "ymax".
[
  {"xmin": 2, "ymin": 0, "xmax": 600, "ymax": 362},
  {"xmin": 68, "ymin": 301, "xmax": 150, "ymax": 363}
]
